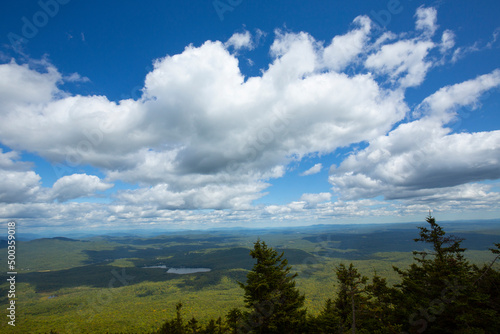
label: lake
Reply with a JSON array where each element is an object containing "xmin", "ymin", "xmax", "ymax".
[{"xmin": 166, "ymin": 268, "xmax": 212, "ymax": 274}]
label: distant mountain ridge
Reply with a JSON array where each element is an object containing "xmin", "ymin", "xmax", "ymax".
[{"xmin": 3, "ymin": 218, "xmax": 499, "ymax": 241}]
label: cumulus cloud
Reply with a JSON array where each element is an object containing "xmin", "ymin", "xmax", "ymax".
[
  {"xmin": 0, "ymin": 149, "xmax": 42, "ymax": 204},
  {"xmin": 415, "ymin": 6, "xmax": 438, "ymax": 37},
  {"xmin": 416, "ymin": 69, "xmax": 500, "ymax": 121},
  {"xmin": 323, "ymin": 15, "xmax": 371, "ymax": 71},
  {"xmin": 0, "ymin": 20, "xmax": 415, "ymax": 210},
  {"xmin": 0, "ymin": 60, "xmax": 61, "ymax": 109},
  {"xmin": 116, "ymin": 181, "xmax": 268, "ymax": 210},
  {"xmin": 0, "ymin": 170, "xmax": 42, "ymax": 204},
  {"xmin": 365, "ymin": 39, "xmax": 434, "ymax": 87},
  {"xmin": 365, "ymin": 7, "xmax": 440, "ymax": 88},
  {"xmin": 0, "ymin": 149, "xmax": 31, "ymax": 171},
  {"xmin": 329, "ymin": 70, "xmax": 500, "ymax": 203},
  {"xmin": 225, "ymin": 31, "xmax": 254, "ymax": 51},
  {"xmin": 330, "ymin": 125, "xmax": 500, "ymax": 200},
  {"xmin": 300, "ymin": 192, "xmax": 332, "ymax": 205},
  {"xmin": 0, "ymin": 150, "xmax": 113, "ymax": 205},
  {"xmin": 301, "ymin": 163, "xmax": 323, "ymax": 176},
  {"xmin": 50, "ymin": 174, "xmax": 113, "ymax": 202},
  {"xmin": 0, "ymin": 6, "xmax": 499, "ymax": 229}
]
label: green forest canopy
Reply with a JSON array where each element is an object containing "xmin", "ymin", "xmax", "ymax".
[{"xmin": 152, "ymin": 216, "xmax": 500, "ymax": 334}]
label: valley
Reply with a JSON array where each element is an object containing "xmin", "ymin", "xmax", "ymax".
[{"xmin": 1, "ymin": 220, "xmax": 499, "ymax": 333}]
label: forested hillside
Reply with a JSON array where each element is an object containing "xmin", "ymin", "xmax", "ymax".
[
  {"xmin": 152, "ymin": 216, "xmax": 500, "ymax": 333},
  {"xmin": 1, "ymin": 218, "xmax": 498, "ymax": 333}
]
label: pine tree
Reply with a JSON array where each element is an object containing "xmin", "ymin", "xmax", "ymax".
[{"xmin": 238, "ymin": 240, "xmax": 306, "ymax": 333}]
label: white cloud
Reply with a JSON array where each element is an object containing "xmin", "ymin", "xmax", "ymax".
[
  {"xmin": 0, "ymin": 60, "xmax": 61, "ymax": 109},
  {"xmin": 416, "ymin": 69, "xmax": 500, "ymax": 121},
  {"xmin": 50, "ymin": 174, "xmax": 113, "ymax": 202},
  {"xmin": 301, "ymin": 163, "xmax": 323, "ymax": 176},
  {"xmin": 225, "ymin": 31, "xmax": 254, "ymax": 51},
  {"xmin": 440, "ymin": 30, "xmax": 455, "ymax": 53},
  {"xmin": 300, "ymin": 192, "xmax": 331, "ymax": 205},
  {"xmin": 0, "ymin": 7, "xmax": 499, "ymax": 230},
  {"xmin": 0, "ymin": 150, "xmax": 114, "ymax": 205},
  {"xmin": 0, "ymin": 170, "xmax": 42, "ymax": 204},
  {"xmin": 0, "ymin": 23, "xmax": 411, "ymax": 211},
  {"xmin": 268, "ymin": 30, "xmax": 319, "ymax": 80},
  {"xmin": 364, "ymin": 8, "xmax": 440, "ymax": 88},
  {"xmin": 486, "ymin": 27, "xmax": 500, "ymax": 48},
  {"xmin": 415, "ymin": 7, "xmax": 438, "ymax": 37},
  {"xmin": 451, "ymin": 28, "xmax": 500, "ymax": 63},
  {"xmin": 63, "ymin": 72, "xmax": 90, "ymax": 83},
  {"xmin": 116, "ymin": 181, "xmax": 267, "ymax": 210},
  {"xmin": 329, "ymin": 70, "xmax": 500, "ymax": 203},
  {"xmin": 330, "ymin": 126, "xmax": 500, "ymax": 201},
  {"xmin": 0, "ymin": 149, "xmax": 31, "ymax": 171},
  {"xmin": 323, "ymin": 15, "xmax": 371, "ymax": 71},
  {"xmin": 0, "ymin": 149, "xmax": 43, "ymax": 204},
  {"xmin": 365, "ymin": 39, "xmax": 434, "ymax": 87}
]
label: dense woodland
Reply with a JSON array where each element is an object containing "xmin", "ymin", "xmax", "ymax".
[
  {"xmin": 1, "ymin": 217, "xmax": 498, "ymax": 333},
  {"xmin": 149, "ymin": 216, "xmax": 500, "ymax": 334}
]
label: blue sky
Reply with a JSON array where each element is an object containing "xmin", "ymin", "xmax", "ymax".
[{"xmin": 1, "ymin": 0, "xmax": 500, "ymax": 234}]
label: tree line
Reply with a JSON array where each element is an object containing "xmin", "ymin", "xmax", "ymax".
[{"xmin": 151, "ymin": 215, "xmax": 500, "ymax": 334}]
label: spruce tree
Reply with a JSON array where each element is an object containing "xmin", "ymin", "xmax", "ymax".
[
  {"xmin": 312, "ymin": 297, "xmax": 343, "ymax": 333},
  {"xmin": 225, "ymin": 308, "xmax": 243, "ymax": 334},
  {"xmin": 364, "ymin": 274, "xmax": 402, "ymax": 333},
  {"xmin": 392, "ymin": 215, "xmax": 499, "ymax": 333},
  {"xmin": 334, "ymin": 263, "xmax": 368, "ymax": 334},
  {"xmin": 238, "ymin": 240, "xmax": 306, "ymax": 333},
  {"xmin": 187, "ymin": 317, "xmax": 200, "ymax": 333},
  {"xmin": 156, "ymin": 302, "xmax": 186, "ymax": 334}
]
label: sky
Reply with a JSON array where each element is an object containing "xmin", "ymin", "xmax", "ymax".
[{"xmin": 0, "ymin": 0, "xmax": 500, "ymax": 234}]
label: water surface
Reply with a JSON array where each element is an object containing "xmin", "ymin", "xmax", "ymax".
[{"xmin": 166, "ymin": 268, "xmax": 211, "ymax": 274}]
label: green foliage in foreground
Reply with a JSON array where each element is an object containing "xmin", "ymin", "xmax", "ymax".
[
  {"xmin": 238, "ymin": 240, "xmax": 306, "ymax": 333},
  {"xmin": 151, "ymin": 216, "xmax": 500, "ymax": 334}
]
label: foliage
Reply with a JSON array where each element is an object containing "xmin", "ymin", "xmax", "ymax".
[
  {"xmin": 154, "ymin": 219, "xmax": 499, "ymax": 333},
  {"xmin": 238, "ymin": 240, "xmax": 307, "ymax": 333},
  {"xmin": 306, "ymin": 215, "xmax": 500, "ymax": 334},
  {"xmin": 391, "ymin": 215, "xmax": 500, "ymax": 333},
  {"xmin": 1, "ymin": 220, "xmax": 499, "ymax": 333}
]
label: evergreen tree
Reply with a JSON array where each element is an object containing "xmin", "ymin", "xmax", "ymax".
[
  {"xmin": 156, "ymin": 302, "xmax": 186, "ymax": 334},
  {"xmin": 225, "ymin": 308, "xmax": 243, "ymax": 333},
  {"xmin": 315, "ymin": 264, "xmax": 398, "ymax": 333},
  {"xmin": 467, "ymin": 242, "xmax": 500, "ymax": 333},
  {"xmin": 151, "ymin": 218, "xmax": 499, "ymax": 334},
  {"xmin": 311, "ymin": 298, "xmax": 342, "ymax": 333},
  {"xmin": 393, "ymin": 215, "xmax": 499, "ymax": 333},
  {"xmin": 238, "ymin": 240, "xmax": 306, "ymax": 333},
  {"xmin": 202, "ymin": 319, "xmax": 217, "ymax": 334},
  {"xmin": 215, "ymin": 317, "xmax": 225, "ymax": 334},
  {"xmin": 187, "ymin": 317, "xmax": 200, "ymax": 333},
  {"xmin": 364, "ymin": 273, "xmax": 402, "ymax": 333},
  {"xmin": 334, "ymin": 263, "xmax": 368, "ymax": 334}
]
